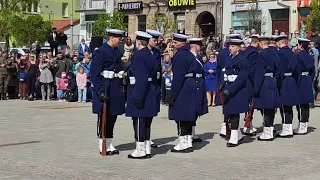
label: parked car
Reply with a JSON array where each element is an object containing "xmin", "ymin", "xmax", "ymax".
[
  {"xmin": 40, "ymin": 46, "xmax": 51, "ymax": 54},
  {"xmin": 9, "ymin": 48, "xmax": 31, "ymax": 56}
]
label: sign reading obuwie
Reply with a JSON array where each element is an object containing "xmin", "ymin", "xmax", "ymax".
[{"xmin": 168, "ymin": 0, "xmax": 196, "ymax": 7}]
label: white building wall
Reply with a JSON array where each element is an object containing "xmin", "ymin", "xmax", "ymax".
[
  {"xmin": 222, "ymin": 0, "xmax": 232, "ymax": 38},
  {"xmin": 65, "ymin": 23, "xmax": 83, "ymax": 46}
]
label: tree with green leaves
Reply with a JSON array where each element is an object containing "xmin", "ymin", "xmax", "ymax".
[
  {"xmin": 307, "ymin": 0, "xmax": 320, "ymax": 32},
  {"xmin": 147, "ymin": 11, "xmax": 176, "ymax": 37},
  {"xmin": 241, "ymin": 3, "xmax": 267, "ymax": 35},
  {"xmin": 10, "ymin": 15, "xmax": 51, "ymax": 46},
  {"xmin": 0, "ymin": 0, "xmax": 39, "ymax": 48},
  {"xmin": 92, "ymin": 11, "xmax": 126, "ymax": 37}
]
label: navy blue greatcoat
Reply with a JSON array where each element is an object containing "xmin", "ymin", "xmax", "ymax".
[
  {"xmin": 278, "ymin": 46, "xmax": 301, "ymax": 106},
  {"xmin": 215, "ymin": 47, "xmax": 230, "ymax": 105},
  {"xmin": 169, "ymin": 45, "xmax": 208, "ymax": 121},
  {"xmin": 297, "ymin": 50, "xmax": 315, "ymax": 104},
  {"xmin": 222, "ymin": 53, "xmax": 249, "ymax": 115},
  {"xmin": 90, "ymin": 44, "xmax": 125, "ymax": 115},
  {"xmin": 253, "ymin": 48, "xmax": 281, "ymax": 109},
  {"xmin": 126, "ymin": 47, "xmax": 158, "ymax": 118},
  {"xmin": 152, "ymin": 47, "xmax": 162, "ymax": 112},
  {"xmin": 243, "ymin": 46, "xmax": 259, "ymax": 100}
]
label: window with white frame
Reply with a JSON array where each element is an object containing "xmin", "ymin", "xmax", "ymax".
[
  {"xmin": 86, "ymin": 23, "xmax": 93, "ymax": 40},
  {"xmin": 22, "ymin": 3, "xmax": 40, "ymax": 13},
  {"xmin": 62, "ymin": 3, "xmax": 68, "ymax": 17}
]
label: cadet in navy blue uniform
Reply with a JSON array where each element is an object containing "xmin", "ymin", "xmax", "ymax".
[
  {"xmin": 253, "ymin": 36, "xmax": 281, "ymax": 141},
  {"xmin": 218, "ymin": 34, "xmax": 242, "ymax": 138},
  {"xmin": 168, "ymin": 35, "xmax": 208, "ymax": 153},
  {"xmin": 221, "ymin": 39, "xmax": 249, "ymax": 147},
  {"xmin": 268, "ymin": 35, "xmax": 279, "ymax": 54},
  {"xmin": 90, "ymin": 29, "xmax": 125, "ymax": 155},
  {"xmin": 146, "ymin": 29, "xmax": 162, "ymax": 149},
  {"xmin": 126, "ymin": 31, "xmax": 158, "ymax": 159},
  {"xmin": 294, "ymin": 38, "xmax": 315, "ymax": 135},
  {"xmin": 276, "ymin": 35, "xmax": 301, "ymax": 138},
  {"xmin": 242, "ymin": 34, "xmax": 260, "ymax": 136}
]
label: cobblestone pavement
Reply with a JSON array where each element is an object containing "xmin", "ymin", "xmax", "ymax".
[{"xmin": 0, "ymin": 100, "xmax": 319, "ymax": 180}]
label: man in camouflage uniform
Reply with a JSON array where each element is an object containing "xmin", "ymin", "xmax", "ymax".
[{"xmin": 0, "ymin": 50, "xmax": 11, "ymax": 100}]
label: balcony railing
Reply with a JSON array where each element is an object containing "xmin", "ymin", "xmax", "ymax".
[{"xmin": 75, "ymin": 0, "xmax": 106, "ymax": 12}]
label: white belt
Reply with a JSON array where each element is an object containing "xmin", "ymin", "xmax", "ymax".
[
  {"xmin": 185, "ymin": 73, "xmax": 203, "ymax": 78},
  {"xmin": 101, "ymin": 70, "xmax": 125, "ymax": 79},
  {"xmin": 157, "ymin": 72, "xmax": 160, "ymax": 79},
  {"xmin": 129, "ymin": 77, "xmax": 152, "ymax": 85},
  {"xmin": 224, "ymin": 74, "xmax": 238, "ymax": 82},
  {"xmin": 264, "ymin": 73, "xmax": 273, "ymax": 77},
  {"xmin": 302, "ymin": 72, "xmax": 309, "ymax": 76},
  {"xmin": 222, "ymin": 68, "xmax": 225, "ymax": 72},
  {"xmin": 284, "ymin": 73, "xmax": 292, "ymax": 76}
]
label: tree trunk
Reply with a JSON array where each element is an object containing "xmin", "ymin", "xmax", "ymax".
[{"xmin": 5, "ymin": 35, "xmax": 9, "ymax": 49}]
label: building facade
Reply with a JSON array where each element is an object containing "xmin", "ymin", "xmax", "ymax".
[
  {"xmin": 76, "ymin": 0, "xmax": 115, "ymax": 42},
  {"xmin": 118, "ymin": 0, "xmax": 222, "ymax": 39},
  {"xmin": 222, "ymin": 0, "xmax": 310, "ymax": 39}
]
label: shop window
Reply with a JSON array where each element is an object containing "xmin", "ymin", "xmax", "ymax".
[
  {"xmin": 124, "ymin": 16, "xmax": 129, "ymax": 30},
  {"xmin": 175, "ymin": 13, "xmax": 185, "ymax": 34},
  {"xmin": 138, "ymin": 15, "xmax": 146, "ymax": 31},
  {"xmin": 86, "ymin": 23, "xmax": 93, "ymax": 40},
  {"xmin": 299, "ymin": 7, "xmax": 310, "ymax": 18},
  {"xmin": 270, "ymin": 9, "xmax": 289, "ymax": 20}
]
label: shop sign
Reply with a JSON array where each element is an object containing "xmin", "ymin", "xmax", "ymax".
[
  {"xmin": 233, "ymin": 0, "xmax": 257, "ymax": 3},
  {"xmin": 168, "ymin": 0, "xmax": 196, "ymax": 8},
  {"xmin": 234, "ymin": 3, "xmax": 256, "ymax": 11},
  {"xmin": 118, "ymin": 1, "xmax": 143, "ymax": 11}
]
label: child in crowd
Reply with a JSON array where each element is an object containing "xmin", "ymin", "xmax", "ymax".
[
  {"xmin": 57, "ymin": 72, "xmax": 68, "ymax": 102},
  {"xmin": 17, "ymin": 56, "xmax": 28, "ymax": 100},
  {"xmin": 164, "ymin": 69, "xmax": 173, "ymax": 106},
  {"xmin": 76, "ymin": 66, "xmax": 87, "ymax": 103},
  {"xmin": 161, "ymin": 53, "xmax": 172, "ymax": 104},
  {"xmin": 66, "ymin": 72, "xmax": 78, "ymax": 102}
]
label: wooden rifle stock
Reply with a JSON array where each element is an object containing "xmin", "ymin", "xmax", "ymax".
[
  {"xmin": 101, "ymin": 100, "xmax": 108, "ymax": 156},
  {"xmin": 244, "ymin": 100, "xmax": 254, "ymax": 128}
]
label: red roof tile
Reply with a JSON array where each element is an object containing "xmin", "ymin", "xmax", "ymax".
[{"xmin": 52, "ymin": 19, "xmax": 80, "ymax": 31}]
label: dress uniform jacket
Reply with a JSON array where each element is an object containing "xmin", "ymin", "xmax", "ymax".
[
  {"xmin": 215, "ymin": 47, "xmax": 230, "ymax": 105},
  {"xmin": 169, "ymin": 45, "xmax": 208, "ymax": 121},
  {"xmin": 278, "ymin": 46, "xmax": 300, "ymax": 106},
  {"xmin": 152, "ymin": 47, "xmax": 162, "ymax": 113},
  {"xmin": 222, "ymin": 53, "xmax": 249, "ymax": 114},
  {"xmin": 243, "ymin": 46, "xmax": 259, "ymax": 100},
  {"xmin": 90, "ymin": 43, "xmax": 125, "ymax": 115},
  {"xmin": 126, "ymin": 47, "xmax": 158, "ymax": 118},
  {"xmin": 253, "ymin": 48, "xmax": 281, "ymax": 109},
  {"xmin": 297, "ymin": 50, "xmax": 315, "ymax": 104}
]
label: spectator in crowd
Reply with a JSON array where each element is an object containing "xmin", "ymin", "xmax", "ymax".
[
  {"xmin": 57, "ymin": 30, "xmax": 68, "ymax": 53},
  {"xmin": 274, "ymin": 29, "xmax": 279, "ymax": 35},
  {"xmin": 204, "ymin": 53, "xmax": 217, "ymax": 106},
  {"xmin": 57, "ymin": 72, "xmax": 68, "ymax": 102},
  {"xmin": 78, "ymin": 39, "xmax": 89, "ymax": 61},
  {"xmin": 48, "ymin": 27, "xmax": 58, "ymax": 56},
  {"xmin": 202, "ymin": 55, "xmax": 208, "ymax": 63},
  {"xmin": 81, "ymin": 52, "xmax": 92, "ymax": 101},
  {"xmin": 243, "ymin": 31, "xmax": 251, "ymax": 47},
  {"xmin": 310, "ymin": 30, "xmax": 320, "ymax": 51},
  {"xmin": 123, "ymin": 36, "xmax": 134, "ymax": 61},
  {"xmin": 310, "ymin": 41, "xmax": 319, "ymax": 103},
  {"xmin": 17, "ymin": 55, "xmax": 27, "ymax": 100},
  {"xmin": 70, "ymin": 56, "xmax": 81, "ymax": 75},
  {"xmin": 39, "ymin": 56, "xmax": 54, "ymax": 101},
  {"xmin": 229, "ymin": 28, "xmax": 234, "ymax": 34},
  {"xmin": 290, "ymin": 30, "xmax": 300, "ymax": 51},
  {"xmin": 164, "ymin": 68, "xmax": 173, "ymax": 106},
  {"xmin": 76, "ymin": 66, "xmax": 87, "ymax": 103},
  {"xmin": 161, "ymin": 53, "xmax": 172, "ymax": 104},
  {"xmin": 280, "ymin": 32, "xmax": 289, "ymax": 46},
  {"xmin": 157, "ymin": 36, "xmax": 166, "ymax": 54},
  {"xmin": 26, "ymin": 54, "xmax": 38, "ymax": 101},
  {"xmin": 53, "ymin": 52, "xmax": 69, "ymax": 100},
  {"xmin": 250, "ymin": 28, "xmax": 256, "ymax": 35},
  {"xmin": 66, "ymin": 72, "xmax": 78, "ymax": 102},
  {"xmin": 240, "ymin": 43, "xmax": 246, "ymax": 51}
]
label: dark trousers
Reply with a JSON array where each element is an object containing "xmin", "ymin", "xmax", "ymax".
[
  {"xmin": 165, "ymin": 89, "xmax": 171, "ymax": 104},
  {"xmin": 280, "ymin": 105, "xmax": 293, "ymax": 124},
  {"xmin": 0, "ymin": 75, "xmax": 10, "ymax": 97},
  {"xmin": 297, "ymin": 104, "xmax": 310, "ymax": 123},
  {"xmin": 262, "ymin": 109, "xmax": 275, "ymax": 127},
  {"xmin": 176, "ymin": 121, "xmax": 193, "ymax": 136},
  {"xmin": 50, "ymin": 43, "xmax": 58, "ymax": 56},
  {"xmin": 161, "ymin": 78, "xmax": 166, "ymax": 103},
  {"xmin": 224, "ymin": 114, "xmax": 240, "ymax": 130},
  {"xmin": 97, "ymin": 113, "xmax": 118, "ymax": 138},
  {"xmin": 26, "ymin": 74, "xmax": 36, "ymax": 96},
  {"xmin": 132, "ymin": 117, "xmax": 152, "ymax": 142}
]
